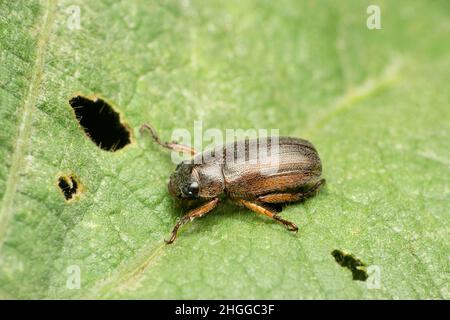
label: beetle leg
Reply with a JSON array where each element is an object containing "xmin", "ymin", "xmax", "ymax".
[
  {"xmin": 238, "ymin": 199, "xmax": 298, "ymax": 232},
  {"xmin": 258, "ymin": 179, "xmax": 325, "ymax": 203},
  {"xmin": 140, "ymin": 123, "xmax": 197, "ymax": 155},
  {"xmin": 165, "ymin": 198, "xmax": 219, "ymax": 244}
]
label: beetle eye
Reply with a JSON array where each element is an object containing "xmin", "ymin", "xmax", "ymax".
[
  {"xmin": 188, "ymin": 182, "xmax": 199, "ymax": 196},
  {"xmin": 182, "ymin": 181, "xmax": 199, "ymax": 197}
]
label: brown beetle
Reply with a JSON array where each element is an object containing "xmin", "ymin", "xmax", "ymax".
[{"xmin": 141, "ymin": 124, "xmax": 325, "ymax": 244}]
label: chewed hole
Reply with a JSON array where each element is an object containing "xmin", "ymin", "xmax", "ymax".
[
  {"xmin": 69, "ymin": 95, "xmax": 131, "ymax": 152},
  {"xmin": 58, "ymin": 175, "xmax": 82, "ymax": 201},
  {"xmin": 331, "ymin": 249, "xmax": 368, "ymax": 281}
]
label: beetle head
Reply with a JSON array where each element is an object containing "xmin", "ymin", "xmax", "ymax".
[{"xmin": 168, "ymin": 161, "xmax": 201, "ymax": 199}]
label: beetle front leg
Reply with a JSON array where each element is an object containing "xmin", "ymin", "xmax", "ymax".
[
  {"xmin": 140, "ymin": 123, "xmax": 197, "ymax": 156},
  {"xmin": 165, "ymin": 198, "xmax": 219, "ymax": 244},
  {"xmin": 238, "ymin": 199, "xmax": 298, "ymax": 232}
]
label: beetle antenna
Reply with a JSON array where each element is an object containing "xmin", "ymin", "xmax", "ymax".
[{"xmin": 140, "ymin": 123, "xmax": 197, "ymax": 156}]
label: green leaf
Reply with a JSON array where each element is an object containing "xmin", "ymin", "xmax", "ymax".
[{"xmin": 0, "ymin": 0, "xmax": 448, "ymax": 299}]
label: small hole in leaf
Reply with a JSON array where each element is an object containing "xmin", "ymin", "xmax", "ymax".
[
  {"xmin": 331, "ymin": 249, "xmax": 368, "ymax": 281},
  {"xmin": 69, "ymin": 95, "xmax": 131, "ymax": 151},
  {"xmin": 58, "ymin": 175, "xmax": 81, "ymax": 201}
]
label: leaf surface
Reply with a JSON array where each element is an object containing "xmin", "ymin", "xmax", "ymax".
[{"xmin": 0, "ymin": 0, "xmax": 448, "ymax": 299}]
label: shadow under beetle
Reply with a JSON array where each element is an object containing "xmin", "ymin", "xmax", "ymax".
[{"xmin": 140, "ymin": 123, "xmax": 325, "ymax": 244}]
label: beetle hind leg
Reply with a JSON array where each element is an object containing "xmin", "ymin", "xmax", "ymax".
[
  {"xmin": 238, "ymin": 199, "xmax": 298, "ymax": 232},
  {"xmin": 258, "ymin": 178, "xmax": 325, "ymax": 204}
]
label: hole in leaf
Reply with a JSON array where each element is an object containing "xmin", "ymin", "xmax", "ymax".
[
  {"xmin": 69, "ymin": 95, "xmax": 131, "ymax": 151},
  {"xmin": 58, "ymin": 175, "xmax": 82, "ymax": 201},
  {"xmin": 331, "ymin": 249, "xmax": 368, "ymax": 281}
]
